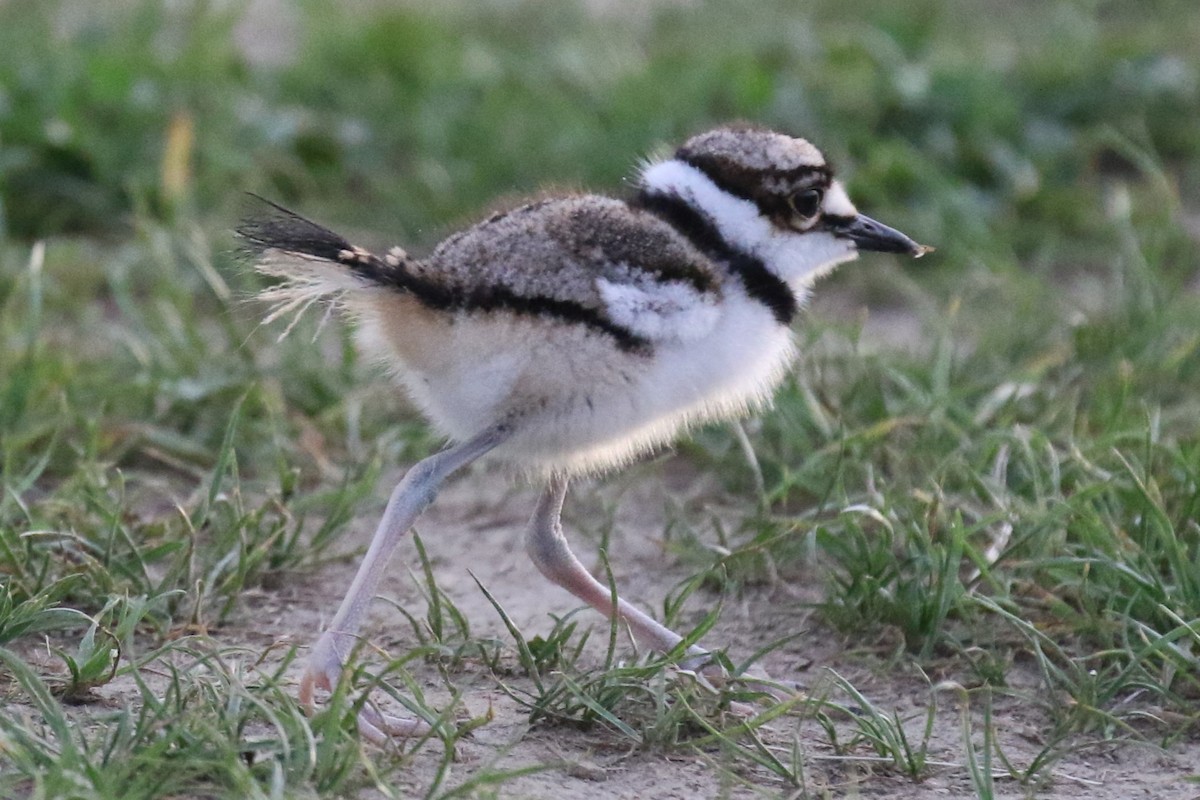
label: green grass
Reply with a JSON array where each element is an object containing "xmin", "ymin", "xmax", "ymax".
[{"xmin": 2, "ymin": 0, "xmax": 1200, "ymax": 797}]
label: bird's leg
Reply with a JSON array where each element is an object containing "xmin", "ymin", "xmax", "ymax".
[
  {"xmin": 301, "ymin": 424, "xmax": 511, "ymax": 742},
  {"xmin": 524, "ymin": 476, "xmax": 708, "ymax": 661},
  {"xmin": 524, "ymin": 476, "xmax": 798, "ymax": 704}
]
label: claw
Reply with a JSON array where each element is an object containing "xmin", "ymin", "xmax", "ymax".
[
  {"xmin": 299, "ymin": 629, "xmax": 351, "ymax": 712},
  {"xmin": 358, "ymin": 706, "xmax": 432, "ymax": 744},
  {"xmin": 299, "ymin": 630, "xmax": 434, "ymax": 741}
]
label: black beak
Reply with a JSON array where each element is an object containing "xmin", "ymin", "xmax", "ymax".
[{"xmin": 828, "ymin": 214, "xmax": 933, "ymax": 257}]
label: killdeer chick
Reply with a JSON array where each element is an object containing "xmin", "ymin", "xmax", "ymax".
[{"xmin": 239, "ymin": 124, "xmax": 931, "ymax": 741}]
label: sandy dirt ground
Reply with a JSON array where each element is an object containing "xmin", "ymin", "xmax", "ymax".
[
  {"xmin": 187, "ymin": 460, "xmax": 1200, "ymax": 799},
  {"xmin": 8, "ymin": 458, "xmax": 1200, "ymax": 798}
]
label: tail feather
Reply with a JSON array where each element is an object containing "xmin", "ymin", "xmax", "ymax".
[
  {"xmin": 237, "ymin": 193, "xmax": 357, "ymax": 264},
  {"xmin": 237, "ymin": 194, "xmax": 409, "ymax": 338}
]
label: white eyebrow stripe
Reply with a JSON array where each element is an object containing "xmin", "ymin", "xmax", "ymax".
[{"xmin": 822, "ymin": 181, "xmax": 857, "ymax": 218}]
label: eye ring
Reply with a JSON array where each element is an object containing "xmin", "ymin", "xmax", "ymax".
[{"xmin": 788, "ymin": 188, "xmax": 824, "ymax": 219}]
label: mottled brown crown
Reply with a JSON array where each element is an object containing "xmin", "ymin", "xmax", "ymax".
[{"xmin": 675, "ymin": 125, "xmax": 833, "ymax": 226}]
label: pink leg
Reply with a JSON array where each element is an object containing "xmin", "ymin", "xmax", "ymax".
[
  {"xmin": 301, "ymin": 424, "xmax": 511, "ymax": 741},
  {"xmin": 524, "ymin": 476, "xmax": 798, "ymax": 704},
  {"xmin": 523, "ymin": 476, "xmax": 708, "ymax": 663}
]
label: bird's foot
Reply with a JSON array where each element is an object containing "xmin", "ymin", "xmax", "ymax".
[
  {"xmin": 355, "ymin": 706, "xmax": 432, "ymax": 744},
  {"xmin": 299, "ymin": 630, "xmax": 432, "ymax": 743},
  {"xmin": 297, "ymin": 629, "xmax": 354, "ymax": 711}
]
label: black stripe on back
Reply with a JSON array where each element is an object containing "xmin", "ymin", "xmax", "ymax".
[
  {"xmin": 240, "ymin": 195, "xmax": 651, "ymax": 354},
  {"xmin": 401, "ymin": 274, "xmax": 652, "ymax": 355},
  {"xmin": 338, "ymin": 256, "xmax": 653, "ymax": 355},
  {"xmin": 630, "ymin": 191, "xmax": 797, "ymax": 325}
]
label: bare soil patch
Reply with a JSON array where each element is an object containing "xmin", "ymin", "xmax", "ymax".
[{"xmin": 204, "ymin": 463, "xmax": 1200, "ymax": 798}]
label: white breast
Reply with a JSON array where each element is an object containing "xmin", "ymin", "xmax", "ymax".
[{"xmin": 500, "ymin": 284, "xmax": 798, "ymax": 476}]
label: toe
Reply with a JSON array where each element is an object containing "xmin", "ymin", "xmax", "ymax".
[
  {"xmin": 356, "ymin": 713, "xmax": 389, "ymax": 745},
  {"xmin": 358, "ymin": 705, "xmax": 434, "ymax": 742},
  {"xmin": 376, "ymin": 711, "xmax": 433, "ymax": 738}
]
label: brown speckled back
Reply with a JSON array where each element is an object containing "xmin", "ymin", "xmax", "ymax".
[{"xmin": 422, "ymin": 195, "xmax": 722, "ymax": 313}]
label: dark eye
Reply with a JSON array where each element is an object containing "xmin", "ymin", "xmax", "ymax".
[{"xmin": 788, "ymin": 188, "xmax": 823, "ymax": 219}]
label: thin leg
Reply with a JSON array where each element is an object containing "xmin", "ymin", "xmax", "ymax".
[
  {"xmin": 300, "ymin": 424, "xmax": 511, "ymax": 740},
  {"xmin": 524, "ymin": 476, "xmax": 707, "ymax": 661},
  {"xmin": 524, "ymin": 477, "xmax": 799, "ymax": 706}
]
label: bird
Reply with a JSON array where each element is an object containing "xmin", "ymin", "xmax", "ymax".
[{"xmin": 238, "ymin": 123, "xmax": 932, "ymax": 741}]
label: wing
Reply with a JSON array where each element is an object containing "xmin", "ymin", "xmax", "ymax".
[{"xmin": 426, "ymin": 195, "xmax": 724, "ymax": 344}]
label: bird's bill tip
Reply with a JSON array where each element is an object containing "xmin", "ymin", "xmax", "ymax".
[{"xmin": 831, "ymin": 214, "xmax": 932, "ymax": 258}]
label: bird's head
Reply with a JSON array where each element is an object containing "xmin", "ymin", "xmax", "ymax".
[{"xmin": 639, "ymin": 124, "xmax": 932, "ymax": 291}]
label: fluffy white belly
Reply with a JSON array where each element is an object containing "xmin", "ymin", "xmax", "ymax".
[
  {"xmin": 355, "ymin": 287, "xmax": 797, "ymax": 477},
  {"xmin": 502, "ymin": 290, "xmax": 795, "ymax": 475}
]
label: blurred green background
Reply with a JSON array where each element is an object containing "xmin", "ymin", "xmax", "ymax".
[
  {"xmin": 3, "ymin": 0, "xmax": 1197, "ymax": 481},
  {"xmin": 1, "ymin": 3, "xmax": 1199, "ymax": 793},
  {"xmin": 3, "ymin": 0, "xmax": 1197, "ymax": 255}
]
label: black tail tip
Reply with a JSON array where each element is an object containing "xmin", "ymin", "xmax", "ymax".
[{"xmin": 236, "ymin": 194, "xmax": 352, "ymax": 262}]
